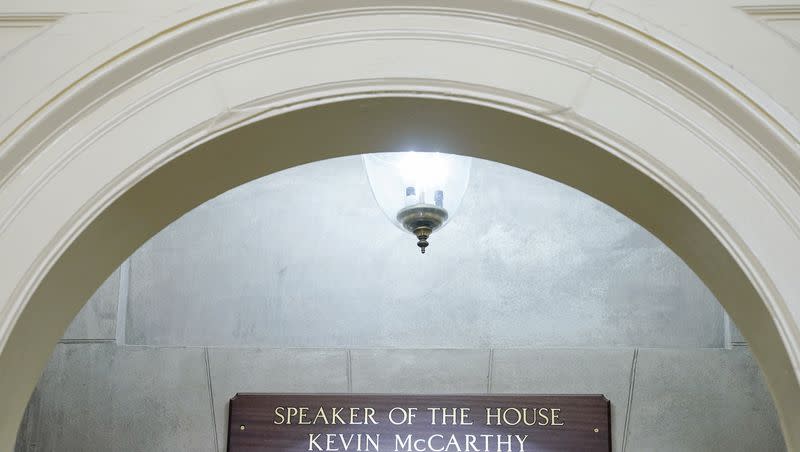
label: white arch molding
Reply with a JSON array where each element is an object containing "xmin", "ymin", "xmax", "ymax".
[{"xmin": 0, "ymin": 1, "xmax": 799, "ymax": 449}]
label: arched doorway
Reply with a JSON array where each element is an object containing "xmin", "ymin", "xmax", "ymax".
[{"xmin": 1, "ymin": 3, "xmax": 798, "ymax": 449}]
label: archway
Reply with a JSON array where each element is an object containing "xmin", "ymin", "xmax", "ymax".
[{"xmin": 0, "ymin": 3, "xmax": 798, "ymax": 450}]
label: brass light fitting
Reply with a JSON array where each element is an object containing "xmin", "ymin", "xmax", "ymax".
[
  {"xmin": 396, "ymin": 193, "xmax": 448, "ymax": 254},
  {"xmin": 362, "ymin": 152, "xmax": 471, "ymax": 254}
]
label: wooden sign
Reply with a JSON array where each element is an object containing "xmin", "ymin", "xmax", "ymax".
[{"xmin": 228, "ymin": 394, "xmax": 610, "ymax": 452}]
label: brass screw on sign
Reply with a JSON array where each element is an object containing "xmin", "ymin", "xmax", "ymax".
[
  {"xmin": 593, "ymin": 428, "xmax": 600, "ymax": 433},
  {"xmin": 240, "ymin": 425, "xmax": 246, "ymax": 431}
]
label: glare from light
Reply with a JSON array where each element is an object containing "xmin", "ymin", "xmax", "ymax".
[
  {"xmin": 362, "ymin": 150, "xmax": 472, "ymax": 230},
  {"xmin": 396, "ymin": 151, "xmax": 450, "ymax": 197}
]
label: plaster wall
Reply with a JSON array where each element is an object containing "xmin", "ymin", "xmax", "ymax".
[
  {"xmin": 15, "ymin": 157, "xmax": 785, "ymax": 451},
  {"xmin": 125, "ymin": 157, "xmax": 724, "ymax": 348}
]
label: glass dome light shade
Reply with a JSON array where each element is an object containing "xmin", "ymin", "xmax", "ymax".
[{"xmin": 362, "ymin": 151, "xmax": 472, "ymax": 233}]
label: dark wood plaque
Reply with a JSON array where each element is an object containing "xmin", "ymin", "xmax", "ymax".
[{"xmin": 228, "ymin": 394, "xmax": 610, "ymax": 452}]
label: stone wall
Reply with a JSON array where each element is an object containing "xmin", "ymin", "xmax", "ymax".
[
  {"xmin": 15, "ymin": 157, "xmax": 784, "ymax": 451},
  {"xmin": 16, "ymin": 341, "xmax": 781, "ymax": 451}
]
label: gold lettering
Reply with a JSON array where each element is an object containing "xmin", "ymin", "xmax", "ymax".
[
  {"xmin": 274, "ymin": 406, "xmax": 286, "ymax": 425},
  {"xmin": 366, "ymin": 434, "xmax": 380, "ymax": 451},
  {"xmin": 298, "ymin": 407, "xmax": 311, "ymax": 425},
  {"xmin": 313, "ymin": 407, "xmax": 329, "ymax": 424},
  {"xmin": 464, "ymin": 434, "xmax": 479, "ymax": 451},
  {"xmin": 325, "ymin": 433, "xmax": 339, "ymax": 451},
  {"xmin": 502, "ymin": 407, "xmax": 522, "ymax": 426},
  {"xmin": 551, "ymin": 408, "xmax": 564, "ymax": 426},
  {"xmin": 498, "ymin": 435, "xmax": 513, "ymax": 452},
  {"xmin": 429, "ymin": 434, "xmax": 444, "ymax": 452},
  {"xmin": 460, "ymin": 407, "xmax": 473, "ymax": 425},
  {"xmin": 286, "ymin": 407, "xmax": 298, "ymax": 424},
  {"xmin": 522, "ymin": 408, "xmax": 537, "ymax": 426},
  {"xmin": 364, "ymin": 407, "xmax": 378, "ymax": 425},
  {"xmin": 349, "ymin": 407, "xmax": 362, "ymax": 424},
  {"xmin": 441, "ymin": 408, "xmax": 458, "ymax": 425},
  {"xmin": 516, "ymin": 434, "xmax": 528, "ymax": 452},
  {"xmin": 486, "ymin": 408, "xmax": 501, "ymax": 425},
  {"xmin": 396, "ymin": 434, "xmax": 412, "ymax": 451},
  {"xmin": 537, "ymin": 408, "xmax": 550, "ymax": 426},
  {"xmin": 331, "ymin": 407, "xmax": 346, "ymax": 424},
  {"xmin": 390, "ymin": 407, "xmax": 414, "ymax": 425},
  {"xmin": 446, "ymin": 435, "xmax": 461, "ymax": 451},
  {"xmin": 308, "ymin": 433, "xmax": 322, "ymax": 451},
  {"xmin": 428, "ymin": 407, "xmax": 441, "ymax": 424}
]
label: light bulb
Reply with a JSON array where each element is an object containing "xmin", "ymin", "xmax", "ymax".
[{"xmin": 363, "ymin": 151, "xmax": 471, "ymax": 253}]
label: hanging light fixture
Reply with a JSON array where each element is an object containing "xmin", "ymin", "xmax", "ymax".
[{"xmin": 363, "ymin": 151, "xmax": 472, "ymax": 253}]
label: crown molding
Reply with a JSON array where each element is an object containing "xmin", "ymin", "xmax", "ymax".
[
  {"xmin": 0, "ymin": 13, "xmax": 62, "ymax": 27},
  {"xmin": 740, "ymin": 5, "xmax": 800, "ymax": 48},
  {"xmin": 739, "ymin": 5, "xmax": 800, "ymax": 18}
]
